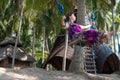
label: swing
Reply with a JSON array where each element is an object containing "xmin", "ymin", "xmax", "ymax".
[
  {"xmin": 90, "ymin": 0, "xmax": 96, "ymax": 30},
  {"xmin": 56, "ymin": 0, "xmax": 64, "ymax": 15},
  {"xmin": 56, "ymin": 0, "xmax": 69, "ymax": 71}
]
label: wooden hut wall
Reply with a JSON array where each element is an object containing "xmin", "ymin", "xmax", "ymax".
[
  {"xmin": 0, "ymin": 57, "xmax": 34, "ymax": 69},
  {"xmin": 0, "ymin": 58, "xmax": 9, "ymax": 67},
  {"xmin": 8, "ymin": 58, "xmax": 34, "ymax": 69}
]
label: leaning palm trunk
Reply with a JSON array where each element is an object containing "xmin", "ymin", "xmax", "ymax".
[
  {"xmin": 12, "ymin": 0, "xmax": 24, "ymax": 68},
  {"xmin": 69, "ymin": 0, "xmax": 86, "ymax": 72}
]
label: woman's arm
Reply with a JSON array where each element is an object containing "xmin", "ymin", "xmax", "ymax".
[
  {"xmin": 61, "ymin": 15, "xmax": 66, "ymax": 29},
  {"xmin": 80, "ymin": 24, "xmax": 91, "ymax": 31},
  {"xmin": 61, "ymin": 15, "xmax": 69, "ymax": 29},
  {"xmin": 80, "ymin": 22, "xmax": 95, "ymax": 31}
]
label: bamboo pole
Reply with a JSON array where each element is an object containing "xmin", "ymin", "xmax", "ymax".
[{"xmin": 62, "ymin": 30, "xmax": 68, "ymax": 71}]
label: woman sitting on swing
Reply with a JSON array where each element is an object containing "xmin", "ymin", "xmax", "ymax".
[
  {"xmin": 61, "ymin": 12, "xmax": 91, "ymax": 38},
  {"xmin": 61, "ymin": 11, "xmax": 99, "ymax": 46},
  {"xmin": 61, "ymin": 11, "xmax": 114, "ymax": 45},
  {"xmin": 61, "ymin": 10, "xmax": 119, "ymax": 74}
]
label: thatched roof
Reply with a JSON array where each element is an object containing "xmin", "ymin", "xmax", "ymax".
[
  {"xmin": 0, "ymin": 38, "xmax": 22, "ymax": 47},
  {"xmin": 41, "ymin": 35, "xmax": 74, "ymax": 70},
  {"xmin": 0, "ymin": 45, "xmax": 36, "ymax": 62}
]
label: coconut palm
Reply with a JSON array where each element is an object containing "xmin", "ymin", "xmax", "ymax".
[
  {"xmin": 69, "ymin": 0, "xmax": 86, "ymax": 73},
  {"xmin": 12, "ymin": 0, "xmax": 25, "ymax": 68},
  {"xmin": 68, "ymin": 0, "xmax": 120, "ymax": 73},
  {"xmin": 1, "ymin": 0, "xmax": 119, "ymax": 70},
  {"xmin": 0, "ymin": 0, "xmax": 16, "ymax": 41}
]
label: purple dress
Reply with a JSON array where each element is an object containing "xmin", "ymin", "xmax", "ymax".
[
  {"xmin": 83, "ymin": 30, "xmax": 100, "ymax": 45},
  {"xmin": 68, "ymin": 23, "xmax": 100, "ymax": 46},
  {"xmin": 69, "ymin": 24, "xmax": 82, "ymax": 40}
]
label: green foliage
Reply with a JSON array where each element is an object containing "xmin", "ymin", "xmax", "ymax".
[
  {"xmin": 33, "ymin": 0, "xmax": 47, "ymax": 12},
  {"xmin": 34, "ymin": 52, "xmax": 48, "ymax": 68},
  {"xmin": 0, "ymin": 21, "xmax": 6, "ymax": 30},
  {"xmin": 0, "ymin": 0, "xmax": 9, "ymax": 11},
  {"xmin": 59, "ymin": 0, "xmax": 73, "ymax": 14},
  {"xmin": 35, "ymin": 6, "xmax": 62, "ymax": 50},
  {"xmin": 86, "ymin": 0, "xmax": 120, "ymax": 32},
  {"xmin": 24, "ymin": 0, "xmax": 34, "ymax": 11},
  {"xmin": 0, "ymin": 0, "xmax": 16, "ymax": 41},
  {"xmin": 20, "ymin": 17, "xmax": 32, "ymax": 52},
  {"xmin": 0, "ymin": 0, "xmax": 74, "ymax": 49},
  {"xmin": 115, "ymin": 2, "xmax": 120, "ymax": 14},
  {"xmin": 1, "ymin": 0, "xmax": 120, "ymax": 68},
  {"xmin": 34, "ymin": 52, "xmax": 48, "ymax": 59},
  {"xmin": 35, "ymin": 58, "xmax": 42, "ymax": 68},
  {"xmin": 13, "ymin": 16, "xmax": 19, "ymax": 32},
  {"xmin": 115, "ymin": 16, "xmax": 120, "ymax": 23}
]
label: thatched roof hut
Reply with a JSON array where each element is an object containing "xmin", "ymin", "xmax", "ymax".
[
  {"xmin": 0, "ymin": 38, "xmax": 36, "ymax": 69},
  {"xmin": 42, "ymin": 35, "xmax": 119, "ymax": 74},
  {"xmin": 0, "ymin": 38, "xmax": 22, "ymax": 47},
  {"xmin": 0, "ymin": 45, "xmax": 35, "ymax": 62},
  {"xmin": 41, "ymin": 35, "xmax": 74, "ymax": 70}
]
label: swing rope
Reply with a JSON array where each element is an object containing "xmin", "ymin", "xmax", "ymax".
[
  {"xmin": 56, "ymin": 0, "xmax": 68, "ymax": 71},
  {"xmin": 117, "ymin": 33, "xmax": 120, "ymax": 54},
  {"xmin": 90, "ymin": 0, "xmax": 96, "ymax": 30},
  {"xmin": 56, "ymin": 0, "xmax": 64, "ymax": 15}
]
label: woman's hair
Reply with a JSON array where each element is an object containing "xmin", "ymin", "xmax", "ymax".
[
  {"xmin": 65, "ymin": 12, "xmax": 74, "ymax": 22},
  {"xmin": 65, "ymin": 8, "xmax": 77, "ymax": 23}
]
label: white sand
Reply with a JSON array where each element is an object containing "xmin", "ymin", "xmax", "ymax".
[{"xmin": 0, "ymin": 67, "xmax": 119, "ymax": 80}]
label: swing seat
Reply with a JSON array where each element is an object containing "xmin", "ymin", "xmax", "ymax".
[{"xmin": 69, "ymin": 37, "xmax": 89, "ymax": 46}]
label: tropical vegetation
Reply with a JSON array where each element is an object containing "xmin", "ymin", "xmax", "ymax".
[{"xmin": 0, "ymin": 0, "xmax": 120, "ymax": 68}]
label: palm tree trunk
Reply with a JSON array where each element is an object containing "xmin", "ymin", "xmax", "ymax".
[
  {"xmin": 77, "ymin": 0, "xmax": 86, "ymax": 25},
  {"xmin": 42, "ymin": 26, "xmax": 45, "ymax": 64},
  {"xmin": 11, "ymin": 15, "xmax": 17, "ymax": 37},
  {"xmin": 69, "ymin": 46, "xmax": 84, "ymax": 72},
  {"xmin": 45, "ymin": 39, "xmax": 50, "ymax": 54},
  {"xmin": 111, "ymin": 5, "xmax": 116, "ymax": 53},
  {"xmin": 69, "ymin": 0, "xmax": 86, "ymax": 72},
  {"xmin": 12, "ymin": 0, "xmax": 24, "ymax": 68},
  {"xmin": 32, "ymin": 26, "xmax": 36, "ymax": 57}
]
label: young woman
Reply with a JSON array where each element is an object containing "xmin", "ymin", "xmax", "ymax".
[{"xmin": 61, "ymin": 12, "xmax": 93, "ymax": 40}]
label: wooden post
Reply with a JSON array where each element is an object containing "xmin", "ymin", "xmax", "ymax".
[
  {"xmin": 111, "ymin": 3, "xmax": 116, "ymax": 53},
  {"xmin": 62, "ymin": 30, "xmax": 68, "ymax": 71}
]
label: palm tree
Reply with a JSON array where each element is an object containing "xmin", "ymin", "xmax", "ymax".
[
  {"xmin": 68, "ymin": 0, "xmax": 86, "ymax": 73},
  {"xmin": 12, "ymin": 0, "xmax": 25, "ymax": 68},
  {"xmin": 32, "ymin": 26, "xmax": 36, "ymax": 57},
  {"xmin": 68, "ymin": 0, "xmax": 120, "ymax": 74},
  {"xmin": 0, "ymin": 0, "xmax": 17, "ymax": 41}
]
